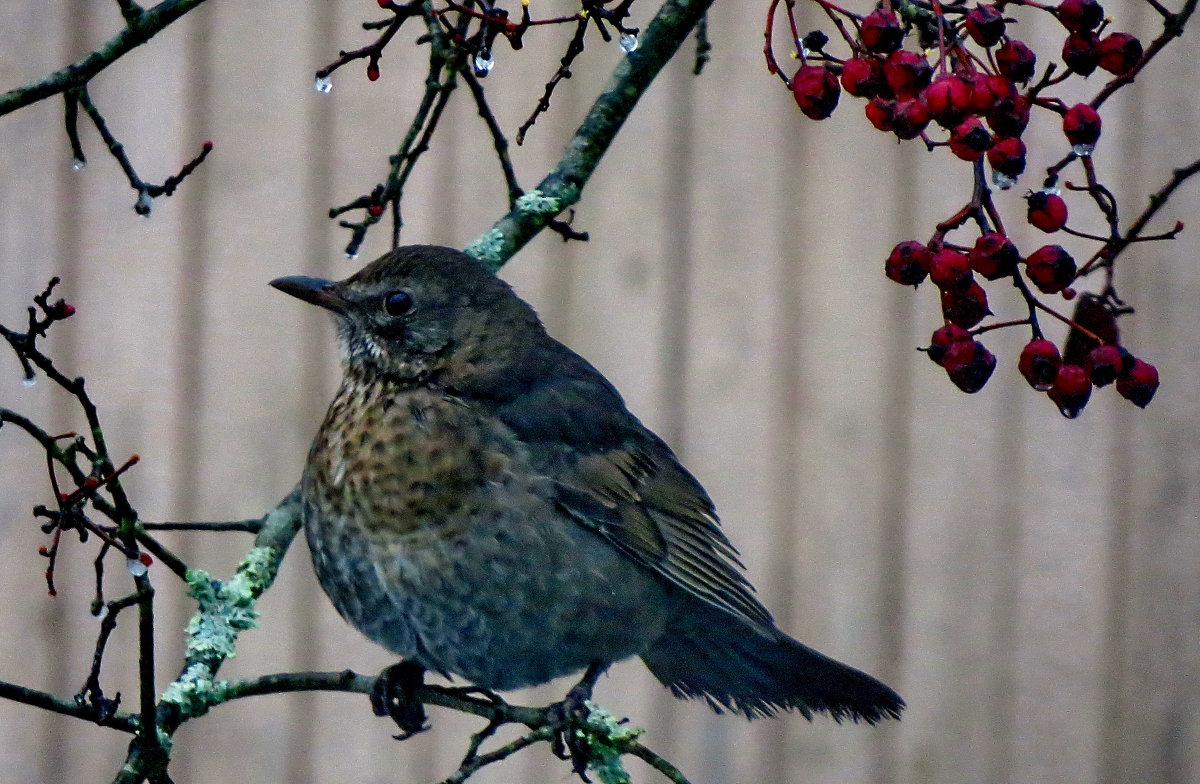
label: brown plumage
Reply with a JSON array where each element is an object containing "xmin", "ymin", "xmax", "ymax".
[{"xmin": 271, "ymin": 245, "xmax": 904, "ymax": 722}]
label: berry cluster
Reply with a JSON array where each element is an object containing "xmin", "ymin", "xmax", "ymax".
[{"xmin": 764, "ymin": 0, "xmax": 1175, "ymax": 417}]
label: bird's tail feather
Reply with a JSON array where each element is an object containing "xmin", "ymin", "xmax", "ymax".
[{"xmin": 640, "ymin": 604, "xmax": 904, "ymax": 723}]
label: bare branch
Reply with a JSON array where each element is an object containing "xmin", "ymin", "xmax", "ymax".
[{"xmin": 0, "ymin": 0, "xmax": 217, "ymax": 118}]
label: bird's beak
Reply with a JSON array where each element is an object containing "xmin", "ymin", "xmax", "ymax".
[{"xmin": 269, "ymin": 275, "xmax": 346, "ymax": 314}]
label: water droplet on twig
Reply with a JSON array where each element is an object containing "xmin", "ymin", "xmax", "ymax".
[
  {"xmin": 619, "ymin": 33, "xmax": 639, "ymax": 53},
  {"xmin": 315, "ymin": 75, "xmax": 333, "ymax": 94},
  {"xmin": 473, "ymin": 51, "xmax": 495, "ymax": 76},
  {"xmin": 992, "ymin": 172, "xmax": 1017, "ymax": 190},
  {"xmin": 1071, "ymin": 143, "xmax": 1094, "ymax": 157},
  {"xmin": 71, "ymin": 158, "xmax": 86, "ymax": 172},
  {"xmin": 22, "ymin": 374, "xmax": 36, "ymax": 388},
  {"xmin": 126, "ymin": 557, "xmax": 148, "ymax": 577}
]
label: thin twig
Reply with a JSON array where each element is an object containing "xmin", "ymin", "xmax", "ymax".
[{"xmin": 0, "ymin": 0, "xmax": 217, "ymax": 117}]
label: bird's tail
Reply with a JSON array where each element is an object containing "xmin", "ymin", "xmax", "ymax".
[{"xmin": 640, "ymin": 603, "xmax": 904, "ymax": 723}]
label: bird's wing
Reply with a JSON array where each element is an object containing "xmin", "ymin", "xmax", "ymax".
[
  {"xmin": 482, "ymin": 352, "xmax": 775, "ymax": 630},
  {"xmin": 552, "ymin": 442, "xmax": 776, "ymax": 629}
]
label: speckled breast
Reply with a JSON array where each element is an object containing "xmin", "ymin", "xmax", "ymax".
[{"xmin": 301, "ymin": 374, "xmax": 670, "ymax": 689}]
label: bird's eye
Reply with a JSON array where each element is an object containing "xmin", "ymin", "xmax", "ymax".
[{"xmin": 382, "ymin": 290, "xmax": 413, "ymax": 317}]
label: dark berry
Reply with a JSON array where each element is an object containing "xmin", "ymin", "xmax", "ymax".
[
  {"xmin": 1049, "ymin": 364, "xmax": 1092, "ymax": 418},
  {"xmin": 1027, "ymin": 191, "xmax": 1069, "ymax": 233},
  {"xmin": 1018, "ymin": 338, "xmax": 1062, "ymax": 391},
  {"xmin": 367, "ymin": 61, "xmax": 381, "ymax": 81},
  {"xmin": 792, "ymin": 66, "xmax": 841, "ymax": 120},
  {"xmin": 942, "ymin": 280, "xmax": 991, "ymax": 329},
  {"xmin": 997, "ymin": 40, "xmax": 1037, "ymax": 83},
  {"xmin": 929, "ymin": 248, "xmax": 973, "ymax": 290},
  {"xmin": 971, "ymin": 73, "xmax": 1015, "ymax": 114},
  {"xmin": 884, "ymin": 50, "xmax": 933, "ymax": 99},
  {"xmin": 1063, "ymin": 103, "xmax": 1102, "ymax": 149},
  {"xmin": 949, "ymin": 117, "xmax": 994, "ymax": 162},
  {"xmin": 923, "ymin": 74, "xmax": 974, "ymax": 128},
  {"xmin": 1025, "ymin": 245, "xmax": 1077, "ymax": 293},
  {"xmin": 1063, "ymin": 32, "xmax": 1101, "ymax": 76},
  {"xmin": 964, "ymin": 4, "xmax": 1007, "ymax": 47},
  {"xmin": 1057, "ymin": 0, "xmax": 1105, "ymax": 33},
  {"xmin": 945, "ymin": 341, "xmax": 998, "ymax": 393},
  {"xmin": 927, "ymin": 323, "xmax": 973, "ymax": 364},
  {"xmin": 969, "ymin": 233, "xmax": 1019, "ymax": 280},
  {"xmin": 1097, "ymin": 32, "xmax": 1143, "ymax": 75},
  {"xmin": 861, "ymin": 9, "xmax": 904, "ymax": 54},
  {"xmin": 1085, "ymin": 344, "xmax": 1125, "ymax": 386},
  {"xmin": 866, "ymin": 98, "xmax": 896, "ymax": 132},
  {"xmin": 841, "ymin": 56, "xmax": 886, "ymax": 97},
  {"xmin": 987, "ymin": 94, "xmax": 1031, "ymax": 138},
  {"xmin": 987, "ymin": 136, "xmax": 1027, "ymax": 178},
  {"xmin": 886, "ymin": 240, "xmax": 932, "ymax": 286},
  {"xmin": 1116, "ymin": 358, "xmax": 1160, "ymax": 408},
  {"xmin": 892, "ymin": 98, "xmax": 931, "ymax": 139}
]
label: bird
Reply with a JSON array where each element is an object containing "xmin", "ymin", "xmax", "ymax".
[{"xmin": 270, "ymin": 245, "xmax": 904, "ymax": 729}]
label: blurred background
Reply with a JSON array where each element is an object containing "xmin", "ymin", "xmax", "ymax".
[{"xmin": 1, "ymin": 1, "xmax": 1198, "ymax": 782}]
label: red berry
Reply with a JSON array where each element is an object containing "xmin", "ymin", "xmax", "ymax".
[
  {"xmin": 892, "ymin": 98, "xmax": 931, "ymax": 140},
  {"xmin": 1085, "ymin": 344, "xmax": 1126, "ymax": 386},
  {"xmin": 1116, "ymin": 358, "xmax": 1160, "ymax": 408},
  {"xmin": 1025, "ymin": 245, "xmax": 1077, "ymax": 293},
  {"xmin": 865, "ymin": 98, "xmax": 896, "ymax": 132},
  {"xmin": 1027, "ymin": 191, "xmax": 1069, "ymax": 233},
  {"xmin": 367, "ymin": 204, "xmax": 385, "ymax": 218},
  {"xmin": 996, "ymin": 40, "xmax": 1037, "ymax": 83},
  {"xmin": 926, "ymin": 321, "xmax": 974, "ymax": 360},
  {"xmin": 923, "ymin": 74, "xmax": 974, "ymax": 128},
  {"xmin": 1049, "ymin": 364, "xmax": 1092, "ymax": 418},
  {"xmin": 840, "ymin": 56, "xmax": 886, "ymax": 97},
  {"xmin": 969, "ymin": 232, "xmax": 1019, "ymax": 280},
  {"xmin": 1018, "ymin": 338, "xmax": 1062, "ymax": 390},
  {"xmin": 970, "ymin": 73, "xmax": 1015, "ymax": 114},
  {"xmin": 987, "ymin": 136, "xmax": 1027, "ymax": 178},
  {"xmin": 367, "ymin": 62, "xmax": 380, "ymax": 81},
  {"xmin": 139, "ymin": 552, "xmax": 154, "ymax": 567},
  {"xmin": 938, "ymin": 336, "xmax": 978, "ymax": 370},
  {"xmin": 38, "ymin": 546, "xmax": 50, "ymax": 556},
  {"xmin": 1097, "ymin": 32, "xmax": 1143, "ymax": 75},
  {"xmin": 861, "ymin": 9, "xmax": 904, "ymax": 54},
  {"xmin": 945, "ymin": 341, "xmax": 997, "ymax": 393},
  {"xmin": 949, "ymin": 117, "xmax": 994, "ymax": 162},
  {"xmin": 377, "ymin": 0, "xmax": 391, "ymax": 6},
  {"xmin": 929, "ymin": 249, "xmax": 973, "ymax": 290},
  {"xmin": 964, "ymin": 4, "xmax": 1007, "ymax": 47},
  {"xmin": 941, "ymin": 280, "xmax": 991, "ymax": 329},
  {"xmin": 927, "ymin": 323, "xmax": 973, "ymax": 365},
  {"xmin": 791, "ymin": 66, "xmax": 841, "ymax": 120},
  {"xmin": 1063, "ymin": 32, "xmax": 1101, "ymax": 76},
  {"xmin": 886, "ymin": 240, "xmax": 932, "ymax": 286},
  {"xmin": 1063, "ymin": 103, "xmax": 1102, "ymax": 149},
  {"xmin": 1056, "ymin": 0, "xmax": 1105, "ymax": 32},
  {"xmin": 987, "ymin": 94, "xmax": 1031, "ymax": 138},
  {"xmin": 884, "ymin": 50, "xmax": 933, "ymax": 99},
  {"xmin": 202, "ymin": 141, "xmax": 214, "ymax": 151}
]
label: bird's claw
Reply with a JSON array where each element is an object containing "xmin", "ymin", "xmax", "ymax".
[
  {"xmin": 547, "ymin": 662, "xmax": 607, "ymax": 781},
  {"xmin": 370, "ymin": 661, "xmax": 429, "ymax": 739}
]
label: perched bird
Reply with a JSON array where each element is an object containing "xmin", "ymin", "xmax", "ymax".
[{"xmin": 271, "ymin": 245, "xmax": 903, "ymax": 725}]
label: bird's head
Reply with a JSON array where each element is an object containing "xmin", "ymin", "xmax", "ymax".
[{"xmin": 271, "ymin": 245, "xmax": 542, "ymax": 388}]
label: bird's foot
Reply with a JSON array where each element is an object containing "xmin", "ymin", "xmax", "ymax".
[
  {"xmin": 548, "ymin": 662, "xmax": 608, "ymax": 781},
  {"xmin": 370, "ymin": 660, "xmax": 429, "ymax": 740}
]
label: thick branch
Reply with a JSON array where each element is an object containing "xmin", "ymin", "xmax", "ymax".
[{"xmin": 464, "ymin": 0, "xmax": 716, "ymax": 271}]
